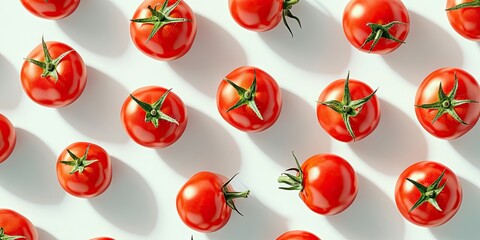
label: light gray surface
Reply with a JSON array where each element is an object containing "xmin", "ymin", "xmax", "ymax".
[{"xmin": 0, "ymin": 1, "xmax": 479, "ymax": 239}]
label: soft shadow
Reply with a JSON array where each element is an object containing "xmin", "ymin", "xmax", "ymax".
[
  {"xmin": 0, "ymin": 54, "xmax": 21, "ymax": 109},
  {"xmin": 259, "ymin": 1, "xmax": 350, "ymax": 74},
  {"xmin": 328, "ymin": 174, "xmax": 405, "ymax": 240},
  {"xmin": 208, "ymin": 195, "xmax": 288, "ymax": 240},
  {"xmin": 249, "ymin": 89, "xmax": 330, "ymax": 169},
  {"xmin": 56, "ymin": 0, "xmax": 128, "ymax": 57},
  {"xmin": 57, "ymin": 66, "xmax": 129, "ymax": 143},
  {"xmin": 0, "ymin": 128, "xmax": 65, "ymax": 204},
  {"xmin": 450, "ymin": 125, "xmax": 480, "ymax": 169},
  {"xmin": 431, "ymin": 177, "xmax": 480, "ymax": 238},
  {"xmin": 350, "ymin": 99, "xmax": 427, "ymax": 175},
  {"xmin": 383, "ymin": 11, "xmax": 463, "ymax": 85},
  {"xmin": 169, "ymin": 14, "xmax": 247, "ymax": 97},
  {"xmin": 157, "ymin": 107, "xmax": 241, "ymax": 177},
  {"xmin": 90, "ymin": 157, "xmax": 157, "ymax": 235},
  {"xmin": 36, "ymin": 227, "xmax": 57, "ymax": 240}
]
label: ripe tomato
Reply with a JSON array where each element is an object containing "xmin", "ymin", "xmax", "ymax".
[
  {"xmin": 276, "ymin": 230, "xmax": 320, "ymax": 240},
  {"xmin": 130, "ymin": 0, "xmax": 197, "ymax": 60},
  {"xmin": 228, "ymin": 0, "xmax": 301, "ymax": 36},
  {"xmin": 316, "ymin": 72, "xmax": 380, "ymax": 142},
  {"xmin": 121, "ymin": 86, "xmax": 187, "ymax": 148},
  {"xmin": 415, "ymin": 68, "xmax": 480, "ymax": 140},
  {"xmin": 20, "ymin": 37, "xmax": 87, "ymax": 108},
  {"xmin": 0, "ymin": 114, "xmax": 16, "ymax": 164},
  {"xmin": 446, "ymin": 0, "xmax": 480, "ymax": 41},
  {"xmin": 20, "ymin": 0, "xmax": 80, "ymax": 20},
  {"xmin": 56, "ymin": 142, "xmax": 112, "ymax": 198},
  {"xmin": 216, "ymin": 66, "xmax": 282, "ymax": 132},
  {"xmin": 342, "ymin": 0, "xmax": 410, "ymax": 54},
  {"xmin": 0, "ymin": 209, "xmax": 38, "ymax": 240},
  {"xmin": 279, "ymin": 153, "xmax": 358, "ymax": 215},
  {"xmin": 395, "ymin": 161, "xmax": 462, "ymax": 227},
  {"xmin": 176, "ymin": 172, "xmax": 250, "ymax": 233},
  {"xmin": 90, "ymin": 238, "xmax": 115, "ymax": 240}
]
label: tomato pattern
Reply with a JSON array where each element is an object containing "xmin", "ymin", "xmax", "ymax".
[{"xmin": 4, "ymin": 1, "xmax": 479, "ymax": 239}]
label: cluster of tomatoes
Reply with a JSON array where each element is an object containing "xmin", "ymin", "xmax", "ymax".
[{"xmin": 1, "ymin": 0, "xmax": 479, "ymax": 239}]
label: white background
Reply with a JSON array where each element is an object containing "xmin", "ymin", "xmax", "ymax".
[{"xmin": 1, "ymin": 0, "xmax": 479, "ymax": 239}]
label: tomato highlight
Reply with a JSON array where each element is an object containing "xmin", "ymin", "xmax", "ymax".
[
  {"xmin": 415, "ymin": 67, "xmax": 480, "ymax": 139},
  {"xmin": 316, "ymin": 72, "xmax": 380, "ymax": 142},
  {"xmin": 278, "ymin": 152, "xmax": 358, "ymax": 215},
  {"xmin": 130, "ymin": 0, "xmax": 197, "ymax": 60},
  {"xmin": 395, "ymin": 161, "xmax": 462, "ymax": 227},
  {"xmin": 446, "ymin": 0, "xmax": 480, "ymax": 41},
  {"xmin": 342, "ymin": 0, "xmax": 410, "ymax": 54},
  {"xmin": 21, "ymin": 37, "xmax": 87, "ymax": 108},
  {"xmin": 176, "ymin": 172, "xmax": 250, "ymax": 232}
]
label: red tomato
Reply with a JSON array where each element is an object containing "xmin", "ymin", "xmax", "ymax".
[
  {"xmin": 56, "ymin": 142, "xmax": 112, "ymax": 198},
  {"xmin": 446, "ymin": 0, "xmax": 480, "ymax": 41},
  {"xmin": 121, "ymin": 86, "xmax": 187, "ymax": 148},
  {"xmin": 20, "ymin": 0, "xmax": 80, "ymax": 20},
  {"xmin": 343, "ymin": 0, "xmax": 410, "ymax": 54},
  {"xmin": 228, "ymin": 0, "xmax": 301, "ymax": 35},
  {"xmin": 89, "ymin": 238, "xmax": 115, "ymax": 240},
  {"xmin": 316, "ymin": 73, "xmax": 380, "ymax": 142},
  {"xmin": 276, "ymin": 230, "xmax": 321, "ymax": 240},
  {"xmin": 176, "ymin": 172, "xmax": 250, "ymax": 233},
  {"xmin": 279, "ymin": 153, "xmax": 358, "ymax": 215},
  {"xmin": 130, "ymin": 0, "xmax": 197, "ymax": 60},
  {"xmin": 20, "ymin": 37, "xmax": 87, "ymax": 108},
  {"xmin": 0, "ymin": 114, "xmax": 16, "ymax": 164},
  {"xmin": 395, "ymin": 161, "xmax": 462, "ymax": 227},
  {"xmin": 415, "ymin": 68, "xmax": 480, "ymax": 140},
  {"xmin": 217, "ymin": 66, "xmax": 282, "ymax": 132},
  {"xmin": 0, "ymin": 209, "xmax": 38, "ymax": 240}
]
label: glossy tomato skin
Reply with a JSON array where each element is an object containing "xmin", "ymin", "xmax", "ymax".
[
  {"xmin": 228, "ymin": 0, "xmax": 283, "ymax": 32},
  {"xmin": 317, "ymin": 79, "xmax": 380, "ymax": 142},
  {"xmin": 130, "ymin": 0, "xmax": 197, "ymax": 61},
  {"xmin": 56, "ymin": 142, "xmax": 112, "ymax": 198},
  {"xmin": 20, "ymin": 41, "xmax": 87, "ymax": 108},
  {"xmin": 0, "ymin": 114, "xmax": 16, "ymax": 164},
  {"xmin": 176, "ymin": 171, "xmax": 233, "ymax": 233},
  {"xmin": 20, "ymin": 0, "xmax": 80, "ymax": 20},
  {"xmin": 217, "ymin": 66, "xmax": 282, "ymax": 132},
  {"xmin": 300, "ymin": 154, "xmax": 358, "ymax": 215},
  {"xmin": 0, "ymin": 209, "xmax": 38, "ymax": 240},
  {"xmin": 343, "ymin": 0, "xmax": 410, "ymax": 54},
  {"xmin": 121, "ymin": 86, "xmax": 187, "ymax": 148},
  {"xmin": 446, "ymin": 0, "xmax": 480, "ymax": 41},
  {"xmin": 415, "ymin": 68, "xmax": 480, "ymax": 140},
  {"xmin": 89, "ymin": 238, "xmax": 115, "ymax": 240},
  {"xmin": 276, "ymin": 230, "xmax": 321, "ymax": 240},
  {"xmin": 395, "ymin": 161, "xmax": 462, "ymax": 227}
]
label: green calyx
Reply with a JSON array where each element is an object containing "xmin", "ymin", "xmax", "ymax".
[
  {"xmin": 407, "ymin": 170, "xmax": 447, "ymax": 212},
  {"xmin": 282, "ymin": 0, "xmax": 302, "ymax": 37},
  {"xmin": 278, "ymin": 151, "xmax": 304, "ymax": 191},
  {"xmin": 60, "ymin": 144, "xmax": 98, "ymax": 174},
  {"xmin": 225, "ymin": 69, "xmax": 264, "ymax": 120},
  {"xmin": 0, "ymin": 228, "xmax": 25, "ymax": 240},
  {"xmin": 318, "ymin": 72, "xmax": 378, "ymax": 141},
  {"xmin": 360, "ymin": 21, "xmax": 406, "ymax": 53},
  {"xmin": 130, "ymin": 89, "xmax": 179, "ymax": 128},
  {"xmin": 222, "ymin": 173, "xmax": 250, "ymax": 216},
  {"xmin": 130, "ymin": 0, "xmax": 193, "ymax": 44},
  {"xmin": 416, "ymin": 72, "xmax": 478, "ymax": 125},
  {"xmin": 446, "ymin": 0, "xmax": 480, "ymax": 11},
  {"xmin": 24, "ymin": 36, "xmax": 73, "ymax": 82}
]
